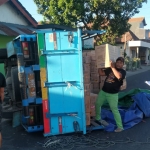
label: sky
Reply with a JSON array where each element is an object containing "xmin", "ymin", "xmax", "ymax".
[{"xmin": 19, "ymin": 0, "xmax": 150, "ymax": 29}]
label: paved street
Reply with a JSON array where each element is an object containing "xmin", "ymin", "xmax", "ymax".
[{"xmin": 1, "ymin": 67, "xmax": 150, "ymax": 150}]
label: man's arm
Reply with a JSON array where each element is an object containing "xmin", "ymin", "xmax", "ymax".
[
  {"xmin": 110, "ymin": 61, "xmax": 122, "ymax": 79},
  {"xmin": 0, "ymin": 88, "xmax": 4, "ymax": 102},
  {"xmin": 98, "ymin": 68, "xmax": 106, "ymax": 76}
]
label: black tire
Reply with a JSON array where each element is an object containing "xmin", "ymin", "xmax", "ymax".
[{"xmin": 11, "ymin": 67, "xmax": 21, "ymax": 104}]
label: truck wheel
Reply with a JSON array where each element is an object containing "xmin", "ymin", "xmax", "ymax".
[{"xmin": 11, "ymin": 67, "xmax": 21, "ymax": 105}]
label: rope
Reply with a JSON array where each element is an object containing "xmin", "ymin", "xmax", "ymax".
[{"xmin": 37, "ymin": 133, "xmax": 150, "ymax": 150}]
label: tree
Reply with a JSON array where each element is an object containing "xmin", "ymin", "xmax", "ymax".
[{"xmin": 34, "ymin": 0, "xmax": 147, "ymax": 44}]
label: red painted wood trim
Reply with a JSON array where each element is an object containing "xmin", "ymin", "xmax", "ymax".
[
  {"xmin": 0, "ymin": 0, "xmax": 9, "ymax": 6},
  {"xmin": 43, "ymin": 100, "xmax": 50, "ymax": 134},
  {"xmin": 59, "ymin": 117, "xmax": 63, "ymax": 133}
]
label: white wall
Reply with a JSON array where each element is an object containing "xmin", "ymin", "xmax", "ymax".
[
  {"xmin": 128, "ymin": 41, "xmax": 150, "ymax": 48},
  {"xmin": 146, "ymin": 48, "xmax": 149, "ymax": 64},
  {"xmin": 126, "ymin": 43, "xmax": 131, "ymax": 57},
  {"xmin": 0, "ymin": 3, "xmax": 28, "ymax": 25},
  {"xmin": 116, "ymin": 43, "xmax": 131, "ymax": 57}
]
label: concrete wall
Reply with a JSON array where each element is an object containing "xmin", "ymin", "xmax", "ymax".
[
  {"xmin": 0, "ymin": 35, "xmax": 14, "ymax": 75},
  {"xmin": 0, "ymin": 2, "xmax": 28, "ymax": 25},
  {"xmin": 0, "ymin": 35, "xmax": 14, "ymax": 49}
]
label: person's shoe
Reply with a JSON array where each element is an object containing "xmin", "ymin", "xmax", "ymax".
[
  {"xmin": 95, "ymin": 119, "xmax": 109, "ymax": 126},
  {"xmin": 114, "ymin": 128, "xmax": 124, "ymax": 132}
]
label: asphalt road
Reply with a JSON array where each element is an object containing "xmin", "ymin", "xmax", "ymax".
[{"xmin": 1, "ymin": 70, "xmax": 150, "ymax": 150}]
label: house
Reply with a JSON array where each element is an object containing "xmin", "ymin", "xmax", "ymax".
[
  {"xmin": 0, "ymin": 0, "xmax": 37, "ymax": 47},
  {"xmin": 0, "ymin": 0, "xmax": 37, "ymax": 74},
  {"xmin": 116, "ymin": 17, "xmax": 150, "ymax": 65}
]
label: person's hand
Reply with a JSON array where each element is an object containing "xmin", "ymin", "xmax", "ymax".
[{"xmin": 110, "ymin": 60, "xmax": 115, "ymax": 68}]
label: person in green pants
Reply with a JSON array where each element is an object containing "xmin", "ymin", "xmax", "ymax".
[{"xmin": 95, "ymin": 57, "xmax": 126, "ymax": 132}]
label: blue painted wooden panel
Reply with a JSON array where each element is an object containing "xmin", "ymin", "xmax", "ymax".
[
  {"xmin": 63, "ymin": 86, "xmax": 83, "ymax": 133},
  {"xmin": 45, "ymin": 32, "xmax": 60, "ymax": 50},
  {"xmin": 44, "ymin": 29, "xmax": 86, "ymax": 136},
  {"xmin": 46, "ymin": 55, "xmax": 62, "ymax": 82},
  {"xmin": 61, "ymin": 54, "xmax": 80, "ymax": 81},
  {"xmin": 48, "ymin": 87, "xmax": 65, "ymax": 134},
  {"xmin": 48, "ymin": 87, "xmax": 64, "ymax": 114},
  {"xmin": 59, "ymin": 32, "xmax": 78, "ymax": 50}
]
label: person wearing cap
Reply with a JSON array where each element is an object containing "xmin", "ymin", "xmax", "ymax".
[{"xmin": 95, "ymin": 57, "xmax": 126, "ymax": 132}]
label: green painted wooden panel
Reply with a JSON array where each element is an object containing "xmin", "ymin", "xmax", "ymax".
[{"xmin": 37, "ymin": 33, "xmax": 47, "ymax": 68}]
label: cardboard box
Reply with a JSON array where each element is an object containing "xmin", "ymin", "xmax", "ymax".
[
  {"xmin": 100, "ymin": 76, "xmax": 107, "ymax": 83},
  {"xmin": 90, "ymin": 93, "xmax": 98, "ymax": 117},
  {"xmin": 90, "ymin": 93, "xmax": 98, "ymax": 105},
  {"xmin": 90, "ymin": 66, "xmax": 98, "ymax": 73},
  {"xmin": 84, "ymin": 90, "xmax": 90, "ymax": 96},
  {"xmin": 86, "ymin": 51, "xmax": 92, "ymax": 56},
  {"xmin": 91, "ymin": 73, "xmax": 99, "ymax": 82},
  {"xmin": 86, "ymin": 113, "xmax": 91, "ymax": 125},
  {"xmin": 99, "ymin": 83, "xmax": 103, "ymax": 90},
  {"xmin": 85, "ymin": 96, "xmax": 90, "ymax": 113},
  {"xmin": 100, "ymin": 76, "xmax": 106, "ymax": 89},
  {"xmin": 83, "ymin": 64, "xmax": 90, "ymax": 74},
  {"xmin": 84, "ymin": 84, "xmax": 90, "ymax": 91},
  {"xmin": 84, "ymin": 73, "xmax": 90, "ymax": 84},
  {"xmin": 91, "ymin": 55, "xmax": 96, "ymax": 61},
  {"xmin": 91, "ymin": 51, "xmax": 95, "ymax": 55},
  {"xmin": 91, "ymin": 61, "xmax": 97, "ymax": 67},
  {"xmin": 120, "ymin": 78, "xmax": 127, "ymax": 91},
  {"xmin": 83, "ymin": 56, "xmax": 91, "ymax": 64},
  {"xmin": 90, "ymin": 107, "xmax": 96, "ymax": 117},
  {"xmin": 93, "ymin": 83, "xmax": 100, "ymax": 89},
  {"xmin": 90, "ymin": 84, "xmax": 93, "ymax": 92},
  {"xmin": 95, "ymin": 44, "xmax": 120, "ymax": 68},
  {"xmin": 92, "ymin": 89, "xmax": 99, "ymax": 94},
  {"xmin": 82, "ymin": 52, "xmax": 87, "ymax": 57}
]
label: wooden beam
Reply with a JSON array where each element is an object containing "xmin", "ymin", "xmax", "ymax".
[{"xmin": 0, "ymin": 0, "xmax": 9, "ymax": 6}]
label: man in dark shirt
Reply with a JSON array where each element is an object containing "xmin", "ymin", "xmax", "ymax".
[
  {"xmin": 0, "ymin": 72, "xmax": 6, "ymax": 147},
  {"xmin": 95, "ymin": 57, "xmax": 126, "ymax": 132}
]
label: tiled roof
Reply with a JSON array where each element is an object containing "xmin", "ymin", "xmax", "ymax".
[
  {"xmin": 0, "ymin": 22, "xmax": 35, "ymax": 36},
  {"xmin": 116, "ymin": 30, "xmax": 139, "ymax": 43},
  {"xmin": 128, "ymin": 17, "xmax": 147, "ymax": 26}
]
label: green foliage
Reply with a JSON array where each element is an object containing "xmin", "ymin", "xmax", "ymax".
[{"xmin": 34, "ymin": 0, "xmax": 147, "ymax": 44}]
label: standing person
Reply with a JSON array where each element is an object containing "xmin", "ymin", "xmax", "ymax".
[
  {"xmin": 95, "ymin": 57, "xmax": 126, "ymax": 132},
  {"xmin": 0, "ymin": 72, "xmax": 6, "ymax": 147}
]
